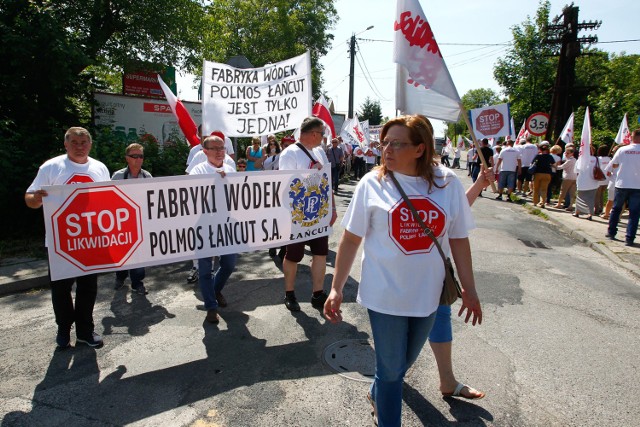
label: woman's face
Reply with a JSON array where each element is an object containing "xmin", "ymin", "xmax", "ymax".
[{"xmin": 382, "ymin": 125, "xmax": 424, "ymax": 175}]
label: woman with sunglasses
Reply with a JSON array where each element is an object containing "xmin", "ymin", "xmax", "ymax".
[
  {"xmin": 324, "ymin": 115, "xmax": 482, "ymax": 426},
  {"xmin": 246, "ymin": 137, "xmax": 265, "ymax": 171}
]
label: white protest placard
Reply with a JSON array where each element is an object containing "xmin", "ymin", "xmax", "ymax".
[
  {"xmin": 468, "ymin": 103, "xmax": 511, "ymax": 139},
  {"xmin": 202, "ymin": 52, "xmax": 312, "ymax": 137},
  {"xmin": 43, "ymin": 168, "xmax": 333, "ymax": 280}
]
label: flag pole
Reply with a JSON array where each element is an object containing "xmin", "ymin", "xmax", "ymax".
[{"xmin": 459, "ymin": 103, "xmax": 498, "ymax": 192}]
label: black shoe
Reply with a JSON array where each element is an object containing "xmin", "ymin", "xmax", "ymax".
[
  {"xmin": 311, "ymin": 291, "xmax": 328, "ymax": 309},
  {"xmin": 77, "ymin": 332, "xmax": 104, "ymax": 348},
  {"xmin": 605, "ymin": 233, "xmax": 615, "ymax": 240},
  {"xmin": 206, "ymin": 309, "xmax": 219, "ymax": 324},
  {"xmin": 284, "ymin": 295, "xmax": 301, "ymax": 312},
  {"xmin": 132, "ymin": 285, "xmax": 148, "ymax": 295},
  {"xmin": 216, "ymin": 292, "xmax": 227, "ymax": 308},
  {"xmin": 625, "ymin": 241, "xmax": 635, "ymax": 247},
  {"xmin": 495, "ymin": 195, "xmax": 503, "ymax": 200},
  {"xmin": 269, "ymin": 248, "xmax": 276, "ymax": 257},
  {"xmin": 56, "ymin": 328, "xmax": 71, "ymax": 349}
]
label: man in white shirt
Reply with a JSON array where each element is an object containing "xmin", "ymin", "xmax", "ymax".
[
  {"xmin": 606, "ymin": 128, "xmax": 640, "ymax": 246},
  {"xmin": 189, "ymin": 135, "xmax": 238, "ymax": 323},
  {"xmin": 494, "ymin": 139, "xmax": 522, "ymax": 201},
  {"xmin": 518, "ymin": 137, "xmax": 539, "ymax": 194},
  {"xmin": 25, "ymin": 127, "xmax": 110, "ymax": 349},
  {"xmin": 279, "ymin": 117, "xmax": 337, "ymax": 312}
]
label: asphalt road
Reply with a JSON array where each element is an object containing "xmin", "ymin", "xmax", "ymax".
[{"xmin": 1, "ymin": 170, "xmax": 639, "ymax": 426}]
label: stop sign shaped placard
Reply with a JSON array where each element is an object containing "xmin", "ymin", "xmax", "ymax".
[
  {"xmin": 475, "ymin": 108, "xmax": 504, "ymax": 136},
  {"xmin": 51, "ymin": 186, "xmax": 143, "ymax": 272},
  {"xmin": 389, "ymin": 197, "xmax": 446, "ymax": 254}
]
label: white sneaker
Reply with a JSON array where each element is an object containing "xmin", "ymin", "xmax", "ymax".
[{"xmin": 187, "ymin": 267, "xmax": 199, "ymax": 283}]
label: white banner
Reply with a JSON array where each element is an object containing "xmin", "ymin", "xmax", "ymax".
[
  {"xmin": 468, "ymin": 103, "xmax": 511, "ymax": 139},
  {"xmin": 202, "ymin": 52, "xmax": 312, "ymax": 137},
  {"xmin": 43, "ymin": 168, "xmax": 333, "ymax": 280}
]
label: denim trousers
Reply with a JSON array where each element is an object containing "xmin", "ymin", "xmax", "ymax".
[
  {"xmin": 608, "ymin": 187, "xmax": 640, "ymax": 243},
  {"xmin": 198, "ymin": 254, "xmax": 237, "ymax": 310},
  {"xmin": 116, "ymin": 267, "xmax": 145, "ymax": 288},
  {"xmin": 368, "ymin": 309, "xmax": 437, "ymax": 427}
]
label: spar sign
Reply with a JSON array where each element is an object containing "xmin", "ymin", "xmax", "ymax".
[
  {"xmin": 468, "ymin": 103, "xmax": 511, "ymax": 139},
  {"xmin": 51, "ymin": 186, "xmax": 143, "ymax": 272},
  {"xmin": 388, "ymin": 197, "xmax": 445, "ymax": 254}
]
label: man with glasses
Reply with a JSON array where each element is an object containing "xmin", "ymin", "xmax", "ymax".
[
  {"xmin": 326, "ymin": 137, "xmax": 345, "ymax": 192},
  {"xmin": 278, "ymin": 117, "xmax": 338, "ymax": 312},
  {"xmin": 112, "ymin": 143, "xmax": 152, "ymax": 295},
  {"xmin": 189, "ymin": 135, "xmax": 237, "ymax": 323},
  {"xmin": 25, "ymin": 127, "xmax": 110, "ymax": 348}
]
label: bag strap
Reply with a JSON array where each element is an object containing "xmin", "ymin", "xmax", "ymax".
[
  {"xmin": 296, "ymin": 142, "xmax": 318, "ymax": 166},
  {"xmin": 388, "ymin": 172, "xmax": 449, "ymax": 264}
]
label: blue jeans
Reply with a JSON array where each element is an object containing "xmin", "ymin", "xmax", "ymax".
[
  {"xmin": 116, "ymin": 267, "xmax": 145, "ymax": 288},
  {"xmin": 608, "ymin": 188, "xmax": 640, "ymax": 243},
  {"xmin": 471, "ymin": 163, "xmax": 481, "ymax": 182},
  {"xmin": 428, "ymin": 305, "xmax": 452, "ymax": 343},
  {"xmin": 368, "ymin": 309, "xmax": 437, "ymax": 427},
  {"xmin": 198, "ymin": 254, "xmax": 237, "ymax": 310}
]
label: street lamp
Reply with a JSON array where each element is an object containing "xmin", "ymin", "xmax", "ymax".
[{"xmin": 348, "ymin": 25, "xmax": 374, "ymax": 119}]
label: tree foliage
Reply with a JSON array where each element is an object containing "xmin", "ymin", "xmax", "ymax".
[
  {"xmin": 493, "ymin": 0, "xmax": 555, "ymax": 126},
  {"xmin": 201, "ymin": 0, "xmax": 337, "ymax": 99},
  {"xmin": 358, "ymin": 97, "xmax": 383, "ymax": 125}
]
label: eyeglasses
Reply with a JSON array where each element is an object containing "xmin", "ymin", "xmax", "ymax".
[
  {"xmin": 237, "ymin": 165, "xmax": 247, "ymax": 169},
  {"xmin": 204, "ymin": 146, "xmax": 225, "ymax": 152},
  {"xmin": 127, "ymin": 154, "xmax": 144, "ymax": 159},
  {"xmin": 380, "ymin": 140, "xmax": 415, "ymax": 150}
]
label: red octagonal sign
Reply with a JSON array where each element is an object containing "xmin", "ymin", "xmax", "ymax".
[
  {"xmin": 51, "ymin": 186, "xmax": 143, "ymax": 272},
  {"xmin": 475, "ymin": 108, "xmax": 504, "ymax": 136},
  {"xmin": 389, "ymin": 197, "xmax": 446, "ymax": 254}
]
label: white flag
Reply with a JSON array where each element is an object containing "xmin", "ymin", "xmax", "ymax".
[
  {"xmin": 509, "ymin": 116, "xmax": 516, "ymax": 140},
  {"xmin": 575, "ymin": 107, "xmax": 592, "ymax": 172},
  {"xmin": 394, "ymin": 0, "xmax": 461, "ymax": 121},
  {"xmin": 340, "ymin": 115, "xmax": 368, "ymax": 148},
  {"xmin": 615, "ymin": 113, "xmax": 631, "ymax": 146},
  {"xmin": 516, "ymin": 119, "xmax": 528, "ymax": 142},
  {"xmin": 558, "ymin": 113, "xmax": 574, "ymax": 145},
  {"xmin": 457, "ymin": 135, "xmax": 464, "ymax": 149}
]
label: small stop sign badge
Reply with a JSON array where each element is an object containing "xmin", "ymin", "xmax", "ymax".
[
  {"xmin": 475, "ymin": 108, "xmax": 505, "ymax": 136},
  {"xmin": 51, "ymin": 186, "xmax": 143, "ymax": 272},
  {"xmin": 388, "ymin": 197, "xmax": 446, "ymax": 254}
]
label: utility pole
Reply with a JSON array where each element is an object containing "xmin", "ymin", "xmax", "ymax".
[
  {"xmin": 544, "ymin": 3, "xmax": 600, "ymax": 142},
  {"xmin": 348, "ymin": 26, "xmax": 374, "ymax": 119},
  {"xmin": 348, "ymin": 33, "xmax": 356, "ymax": 119}
]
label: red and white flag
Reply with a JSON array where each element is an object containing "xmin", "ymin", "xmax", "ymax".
[
  {"xmin": 516, "ymin": 119, "xmax": 528, "ymax": 142},
  {"xmin": 394, "ymin": 0, "xmax": 461, "ymax": 122},
  {"xmin": 615, "ymin": 113, "xmax": 631, "ymax": 146},
  {"xmin": 488, "ymin": 137, "xmax": 495, "ymax": 147},
  {"xmin": 341, "ymin": 115, "xmax": 368, "ymax": 148},
  {"xmin": 158, "ymin": 75, "xmax": 200, "ymax": 147},
  {"xmin": 575, "ymin": 107, "xmax": 592, "ymax": 172},
  {"xmin": 558, "ymin": 113, "xmax": 574, "ymax": 145},
  {"xmin": 457, "ymin": 135, "xmax": 465, "ymax": 149},
  {"xmin": 312, "ymin": 95, "xmax": 336, "ymax": 138}
]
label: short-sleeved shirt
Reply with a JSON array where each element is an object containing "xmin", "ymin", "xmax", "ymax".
[
  {"xmin": 610, "ymin": 144, "xmax": 640, "ymax": 189},
  {"xmin": 497, "ymin": 146, "xmax": 521, "ymax": 172},
  {"xmin": 279, "ymin": 143, "xmax": 329, "ymax": 171},
  {"xmin": 342, "ymin": 166, "xmax": 475, "ymax": 317},
  {"xmin": 188, "ymin": 161, "xmax": 236, "ymax": 176},
  {"xmin": 27, "ymin": 155, "xmax": 110, "ymax": 191},
  {"xmin": 186, "ymin": 151, "xmax": 236, "ymax": 174}
]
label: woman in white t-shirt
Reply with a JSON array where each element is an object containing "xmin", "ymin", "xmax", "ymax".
[{"xmin": 324, "ymin": 115, "xmax": 482, "ymax": 426}]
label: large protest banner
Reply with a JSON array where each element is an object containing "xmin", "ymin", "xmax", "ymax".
[
  {"xmin": 202, "ymin": 52, "xmax": 312, "ymax": 137},
  {"xmin": 43, "ymin": 168, "xmax": 333, "ymax": 280}
]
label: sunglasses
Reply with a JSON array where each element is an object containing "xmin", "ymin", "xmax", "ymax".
[{"xmin": 127, "ymin": 154, "xmax": 144, "ymax": 159}]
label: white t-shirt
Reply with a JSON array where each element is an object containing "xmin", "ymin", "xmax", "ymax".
[
  {"xmin": 365, "ymin": 147, "xmax": 379, "ymax": 165},
  {"xmin": 610, "ymin": 143, "xmax": 640, "ymax": 189},
  {"xmin": 521, "ymin": 143, "xmax": 539, "ymax": 167},
  {"xmin": 279, "ymin": 143, "xmax": 329, "ymax": 171},
  {"xmin": 188, "ymin": 161, "xmax": 236, "ymax": 176},
  {"xmin": 497, "ymin": 146, "xmax": 521, "ymax": 172},
  {"xmin": 186, "ymin": 151, "xmax": 236, "ymax": 173},
  {"xmin": 597, "ymin": 156, "xmax": 611, "ymax": 186},
  {"xmin": 342, "ymin": 167, "xmax": 475, "ymax": 317},
  {"xmin": 576, "ymin": 156, "xmax": 600, "ymax": 191},
  {"xmin": 27, "ymin": 155, "xmax": 110, "ymax": 191}
]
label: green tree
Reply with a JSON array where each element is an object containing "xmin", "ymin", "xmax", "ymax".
[
  {"xmin": 493, "ymin": 0, "xmax": 556, "ymax": 126},
  {"xmin": 201, "ymin": 0, "xmax": 337, "ymax": 98},
  {"xmin": 358, "ymin": 97, "xmax": 383, "ymax": 125}
]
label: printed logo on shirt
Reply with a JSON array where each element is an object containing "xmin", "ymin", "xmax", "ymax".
[
  {"xmin": 388, "ymin": 196, "xmax": 446, "ymax": 254},
  {"xmin": 289, "ymin": 172, "xmax": 330, "ymax": 227},
  {"xmin": 65, "ymin": 174, "xmax": 95, "ymax": 184}
]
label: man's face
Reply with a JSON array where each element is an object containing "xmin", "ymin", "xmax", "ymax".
[
  {"xmin": 204, "ymin": 139, "xmax": 226, "ymax": 165},
  {"xmin": 64, "ymin": 134, "xmax": 92, "ymax": 163},
  {"xmin": 303, "ymin": 127, "xmax": 324, "ymax": 147},
  {"xmin": 125, "ymin": 148, "xmax": 144, "ymax": 170}
]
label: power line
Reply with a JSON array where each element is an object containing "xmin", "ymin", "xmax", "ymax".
[{"xmin": 354, "ymin": 41, "xmax": 388, "ymax": 101}]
